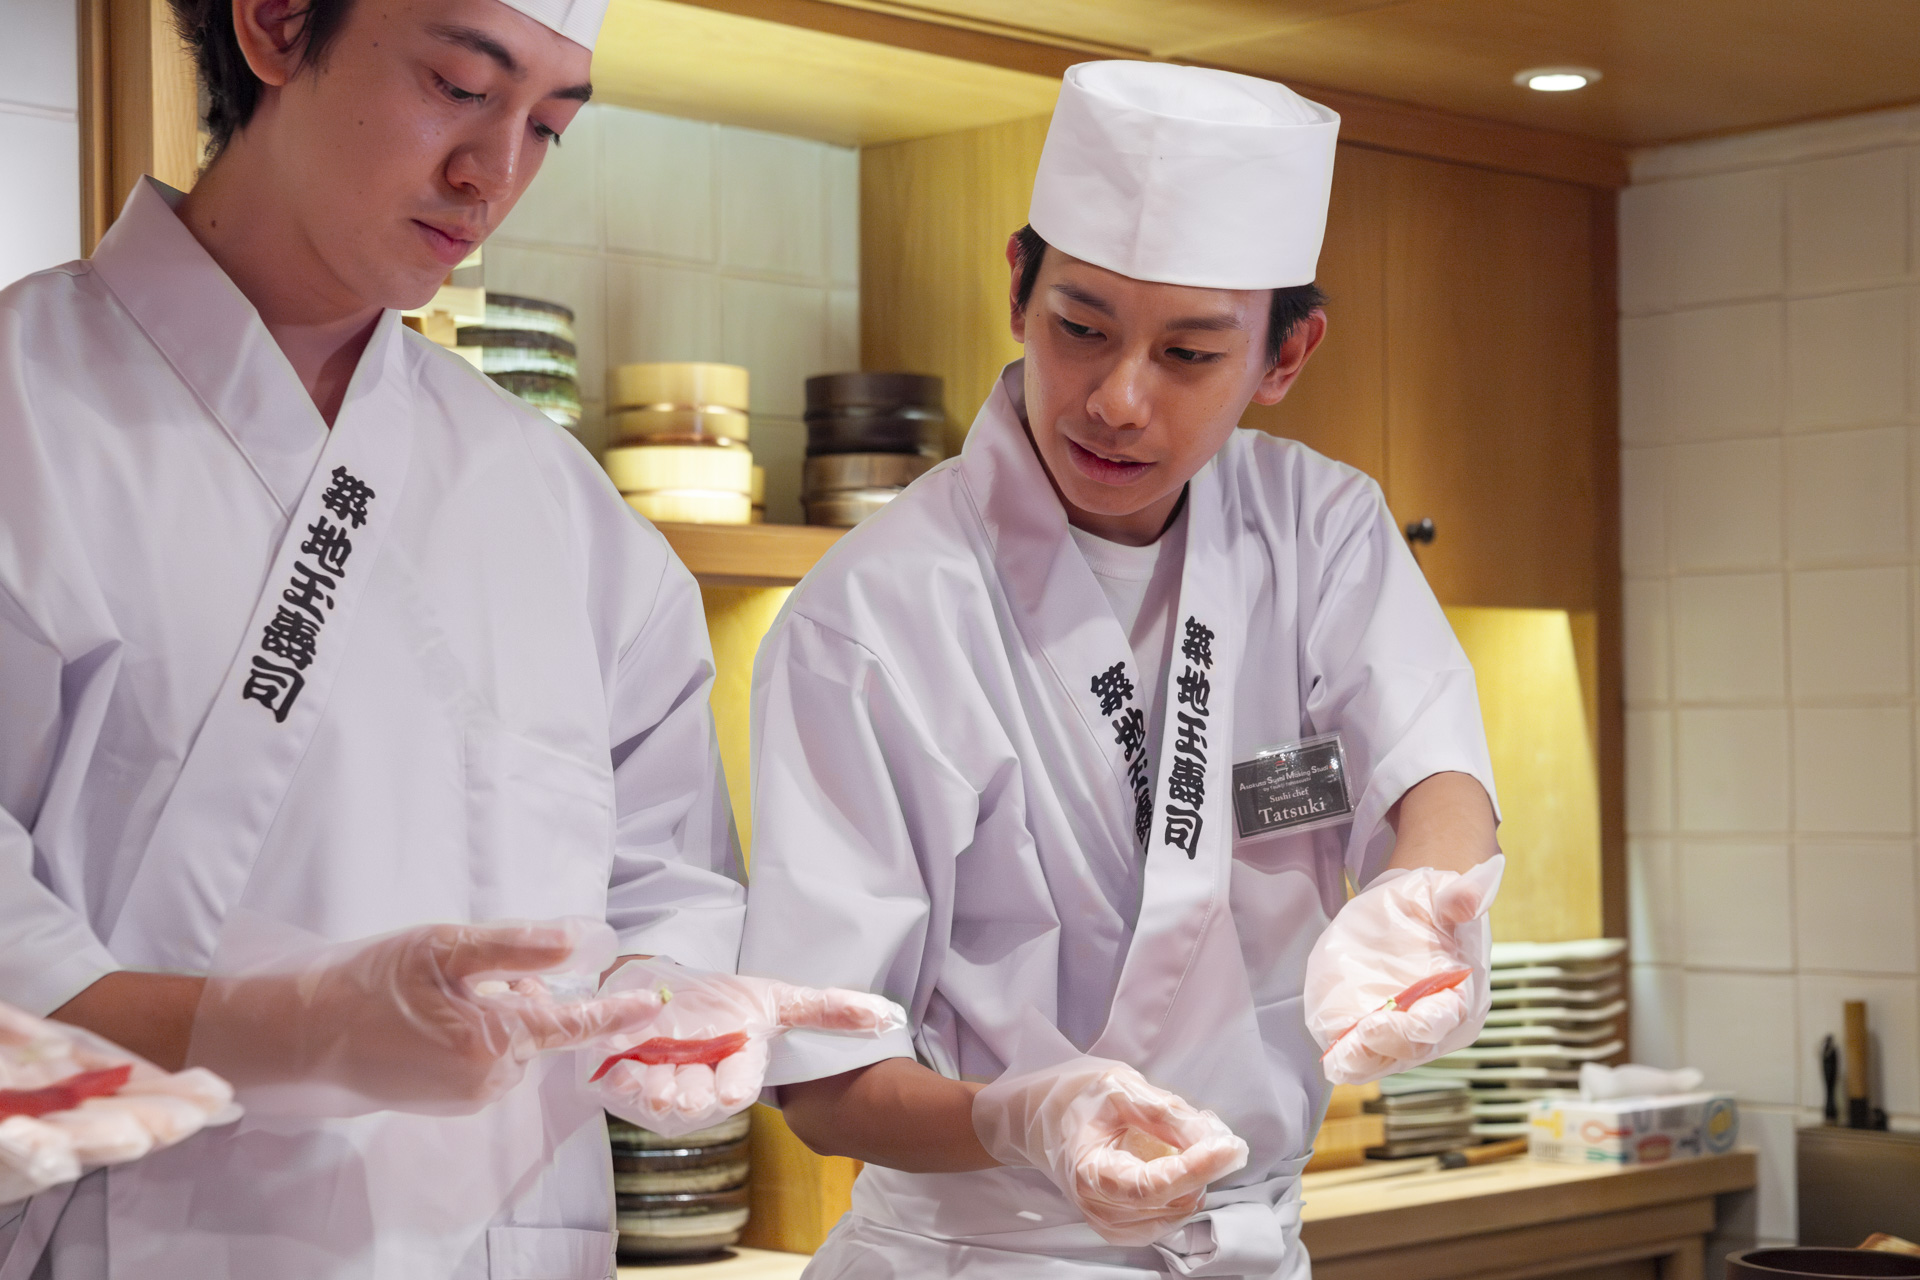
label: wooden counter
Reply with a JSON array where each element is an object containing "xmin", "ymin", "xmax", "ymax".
[{"xmin": 1301, "ymin": 1152, "xmax": 1757, "ymax": 1280}]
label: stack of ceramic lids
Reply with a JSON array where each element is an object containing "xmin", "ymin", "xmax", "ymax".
[
  {"xmin": 1397, "ymin": 938, "xmax": 1627, "ymax": 1139},
  {"xmin": 605, "ymin": 363, "xmax": 754, "ymax": 525},
  {"xmin": 610, "ymin": 1113, "xmax": 751, "ymax": 1262},
  {"xmin": 803, "ymin": 373, "xmax": 943, "ymax": 528},
  {"xmin": 1365, "ymin": 1074, "xmax": 1475, "ymax": 1159},
  {"xmin": 458, "ymin": 294, "xmax": 581, "ymax": 430}
]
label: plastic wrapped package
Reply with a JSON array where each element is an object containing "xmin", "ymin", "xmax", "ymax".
[
  {"xmin": 587, "ymin": 958, "xmax": 905, "ymax": 1139},
  {"xmin": 1304, "ymin": 855, "xmax": 1505, "ymax": 1085},
  {"xmin": 0, "ymin": 1002, "xmax": 240, "ymax": 1204},
  {"xmin": 972, "ymin": 1055, "xmax": 1249, "ymax": 1247}
]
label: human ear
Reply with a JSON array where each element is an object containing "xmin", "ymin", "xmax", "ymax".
[
  {"xmin": 230, "ymin": 0, "xmax": 317, "ymax": 89},
  {"xmin": 1006, "ymin": 233, "xmax": 1028, "ymax": 344},
  {"xmin": 1250, "ymin": 309, "xmax": 1327, "ymax": 406}
]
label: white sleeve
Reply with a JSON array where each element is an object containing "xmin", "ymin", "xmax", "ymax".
[
  {"xmin": 1297, "ymin": 473, "xmax": 1499, "ymax": 888},
  {"xmin": 603, "ymin": 549, "xmax": 746, "ymax": 973},
  {"xmin": 740, "ymin": 611, "xmax": 976, "ymax": 1087}
]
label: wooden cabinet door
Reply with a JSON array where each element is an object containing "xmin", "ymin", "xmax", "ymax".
[{"xmin": 1379, "ymin": 150, "xmax": 1605, "ymax": 611}]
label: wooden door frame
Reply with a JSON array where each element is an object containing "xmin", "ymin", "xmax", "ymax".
[{"xmin": 79, "ymin": 0, "xmax": 202, "ymax": 254}]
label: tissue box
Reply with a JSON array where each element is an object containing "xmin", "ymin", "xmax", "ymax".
[{"xmin": 1527, "ymin": 1093, "xmax": 1738, "ymax": 1165}]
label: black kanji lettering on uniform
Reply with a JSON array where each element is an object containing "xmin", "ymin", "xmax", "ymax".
[
  {"xmin": 1173, "ymin": 710, "xmax": 1208, "ymax": 759},
  {"xmin": 259, "ymin": 604, "xmax": 320, "ymax": 671},
  {"xmin": 1166, "ymin": 754, "xmax": 1207, "ymax": 808},
  {"xmin": 320, "ymin": 466, "xmax": 376, "ymax": 529},
  {"xmin": 298, "ymin": 516, "xmax": 353, "ymax": 576},
  {"xmin": 282, "ymin": 561, "xmax": 337, "ymax": 623},
  {"xmin": 1133, "ymin": 794, "xmax": 1152, "ymax": 846},
  {"xmin": 1090, "ymin": 662, "xmax": 1134, "ymax": 717},
  {"xmin": 1162, "ymin": 804, "xmax": 1204, "ymax": 859},
  {"xmin": 1174, "ymin": 666, "xmax": 1211, "ymax": 715},
  {"xmin": 1180, "ymin": 617, "xmax": 1215, "ymax": 669},
  {"xmin": 1112, "ymin": 707, "xmax": 1147, "ymax": 761},
  {"xmin": 240, "ymin": 655, "xmax": 306, "ymax": 723}
]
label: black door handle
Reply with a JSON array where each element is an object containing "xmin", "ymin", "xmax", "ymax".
[{"xmin": 1404, "ymin": 517, "xmax": 1436, "ymax": 545}]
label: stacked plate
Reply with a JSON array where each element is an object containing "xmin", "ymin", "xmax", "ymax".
[
  {"xmin": 459, "ymin": 294, "xmax": 581, "ymax": 431},
  {"xmin": 610, "ymin": 1112, "xmax": 752, "ymax": 1262},
  {"xmin": 1366, "ymin": 1074, "xmax": 1475, "ymax": 1159},
  {"xmin": 1397, "ymin": 938, "xmax": 1627, "ymax": 1139},
  {"xmin": 606, "ymin": 363, "xmax": 754, "ymax": 525},
  {"xmin": 803, "ymin": 373, "xmax": 943, "ymax": 528}
]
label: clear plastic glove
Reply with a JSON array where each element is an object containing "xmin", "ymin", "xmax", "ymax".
[
  {"xmin": 1305, "ymin": 855, "xmax": 1506, "ymax": 1085},
  {"xmin": 189, "ymin": 914, "xmax": 664, "ymax": 1118},
  {"xmin": 0, "ymin": 1001, "xmax": 240, "ymax": 1205},
  {"xmin": 972, "ymin": 1055, "xmax": 1249, "ymax": 1246},
  {"xmin": 587, "ymin": 959, "xmax": 905, "ymax": 1140}
]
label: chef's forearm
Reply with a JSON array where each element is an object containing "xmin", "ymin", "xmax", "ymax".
[
  {"xmin": 1383, "ymin": 770, "xmax": 1497, "ymax": 874},
  {"xmin": 779, "ymin": 1057, "xmax": 997, "ymax": 1172},
  {"xmin": 50, "ymin": 970, "xmax": 206, "ymax": 1072}
]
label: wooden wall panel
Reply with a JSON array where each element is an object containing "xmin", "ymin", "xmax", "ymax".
[
  {"xmin": 82, "ymin": 0, "xmax": 201, "ymax": 252},
  {"xmin": 1241, "ymin": 142, "xmax": 1390, "ymax": 483},
  {"xmin": 859, "ymin": 115, "xmax": 1048, "ymax": 453},
  {"xmin": 1379, "ymin": 149, "xmax": 1601, "ymax": 612}
]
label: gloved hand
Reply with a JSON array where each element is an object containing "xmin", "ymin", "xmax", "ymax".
[
  {"xmin": 1, "ymin": 1001, "xmax": 240, "ymax": 1205},
  {"xmin": 189, "ymin": 915, "xmax": 665, "ymax": 1118},
  {"xmin": 588, "ymin": 959, "xmax": 906, "ymax": 1139},
  {"xmin": 972, "ymin": 1055, "xmax": 1249, "ymax": 1246},
  {"xmin": 1304, "ymin": 855, "xmax": 1505, "ymax": 1085}
]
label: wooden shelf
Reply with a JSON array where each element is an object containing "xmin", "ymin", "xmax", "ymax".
[{"xmin": 658, "ymin": 522, "xmax": 845, "ymax": 588}]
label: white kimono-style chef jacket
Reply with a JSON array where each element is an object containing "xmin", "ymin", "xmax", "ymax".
[
  {"xmin": 0, "ymin": 181, "xmax": 746, "ymax": 1280},
  {"xmin": 740, "ymin": 363, "xmax": 1497, "ymax": 1279}
]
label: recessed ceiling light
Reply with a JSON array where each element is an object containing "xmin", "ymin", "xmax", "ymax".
[{"xmin": 1515, "ymin": 66, "xmax": 1601, "ymax": 92}]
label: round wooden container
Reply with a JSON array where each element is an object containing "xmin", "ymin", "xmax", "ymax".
[
  {"xmin": 626, "ymin": 491, "xmax": 753, "ymax": 525},
  {"xmin": 605, "ymin": 443, "xmax": 754, "ymax": 496},
  {"xmin": 608, "ymin": 1114, "xmax": 753, "ymax": 1262},
  {"xmin": 806, "ymin": 487, "xmax": 904, "ymax": 528},
  {"xmin": 610, "ymin": 405, "xmax": 750, "ymax": 448},
  {"xmin": 804, "ymin": 452, "xmax": 933, "ymax": 495},
  {"xmin": 804, "ymin": 373, "xmax": 945, "ymax": 457},
  {"xmin": 1725, "ymin": 1250, "xmax": 1920, "ymax": 1278},
  {"xmin": 611, "ymin": 362, "xmax": 750, "ymax": 414}
]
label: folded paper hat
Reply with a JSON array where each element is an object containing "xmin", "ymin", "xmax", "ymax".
[
  {"xmin": 500, "ymin": 0, "xmax": 609, "ymax": 50},
  {"xmin": 1029, "ymin": 61, "xmax": 1340, "ymax": 290}
]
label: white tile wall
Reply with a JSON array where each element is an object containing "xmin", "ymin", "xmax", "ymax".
[
  {"xmin": 0, "ymin": 0, "xmax": 79, "ymax": 291},
  {"xmin": 1622, "ymin": 115, "xmax": 1920, "ymax": 1236},
  {"xmin": 491, "ymin": 103, "xmax": 858, "ymax": 519}
]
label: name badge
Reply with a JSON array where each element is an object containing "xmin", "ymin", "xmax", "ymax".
[{"xmin": 1231, "ymin": 732, "xmax": 1354, "ymax": 838}]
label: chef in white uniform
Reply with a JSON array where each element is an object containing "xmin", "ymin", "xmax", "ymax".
[
  {"xmin": 737, "ymin": 62, "xmax": 1508, "ymax": 1278},
  {"xmin": 0, "ymin": 0, "xmax": 785, "ymax": 1276}
]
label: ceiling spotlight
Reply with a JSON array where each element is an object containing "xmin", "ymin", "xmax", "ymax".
[{"xmin": 1516, "ymin": 67, "xmax": 1600, "ymax": 92}]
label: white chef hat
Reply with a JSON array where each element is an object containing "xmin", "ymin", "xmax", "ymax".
[
  {"xmin": 499, "ymin": 0, "xmax": 608, "ymax": 51},
  {"xmin": 1028, "ymin": 61, "xmax": 1340, "ymax": 290}
]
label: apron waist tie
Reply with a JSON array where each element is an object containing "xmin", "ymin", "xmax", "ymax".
[{"xmin": 1153, "ymin": 1157, "xmax": 1308, "ymax": 1279}]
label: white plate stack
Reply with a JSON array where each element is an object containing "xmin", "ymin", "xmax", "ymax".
[{"xmin": 1397, "ymin": 937, "xmax": 1627, "ymax": 1139}]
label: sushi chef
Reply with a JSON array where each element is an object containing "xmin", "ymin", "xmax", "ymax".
[
  {"xmin": 0, "ymin": 0, "xmax": 874, "ymax": 1276},
  {"xmin": 734, "ymin": 62, "xmax": 1509, "ymax": 1278}
]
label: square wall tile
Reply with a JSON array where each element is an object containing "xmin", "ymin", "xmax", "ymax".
[
  {"xmin": 0, "ymin": 1, "xmax": 77, "ymax": 112},
  {"xmin": 1788, "ymin": 567, "xmax": 1910, "ymax": 699},
  {"xmin": 1619, "ymin": 315, "xmax": 1671, "ymax": 446},
  {"xmin": 1667, "ymin": 438, "xmax": 1782, "ymax": 573},
  {"xmin": 1785, "ymin": 426, "xmax": 1908, "ymax": 565},
  {"xmin": 1683, "ymin": 970, "xmax": 1799, "ymax": 1104},
  {"xmin": 1787, "ymin": 289, "xmax": 1909, "ymax": 430},
  {"xmin": 1666, "ymin": 167, "xmax": 1786, "ymax": 307},
  {"xmin": 828, "ymin": 288, "xmax": 860, "ymax": 376},
  {"xmin": 605, "ymin": 261, "xmax": 723, "ymax": 378},
  {"xmin": 1667, "ymin": 302, "xmax": 1784, "ymax": 441},
  {"xmin": 1796, "ymin": 974, "xmax": 1920, "ymax": 1115},
  {"xmin": 1630, "ymin": 963, "xmax": 1686, "ymax": 1067},
  {"xmin": 1793, "ymin": 706, "xmax": 1913, "ymax": 835},
  {"xmin": 749, "ymin": 417, "xmax": 807, "ymax": 525},
  {"xmin": 0, "ymin": 114, "xmax": 80, "ymax": 287},
  {"xmin": 1680, "ymin": 842, "xmax": 1794, "ymax": 970},
  {"xmin": 719, "ymin": 130, "xmax": 827, "ymax": 279},
  {"xmin": 720, "ymin": 278, "xmax": 828, "ymax": 418},
  {"xmin": 1621, "ymin": 447, "xmax": 1669, "ymax": 577},
  {"xmin": 1678, "ymin": 708, "xmax": 1790, "ymax": 833},
  {"xmin": 1740, "ymin": 1106, "xmax": 1800, "ymax": 1243},
  {"xmin": 1787, "ymin": 150, "xmax": 1910, "ymax": 293},
  {"xmin": 1794, "ymin": 842, "xmax": 1919, "ymax": 974},
  {"xmin": 603, "ymin": 108, "xmax": 715, "ymax": 264},
  {"xmin": 1629, "ymin": 839, "xmax": 1682, "ymax": 964},
  {"xmin": 495, "ymin": 104, "xmax": 601, "ymax": 250},
  {"xmin": 1671, "ymin": 573, "xmax": 1785, "ymax": 703},
  {"xmin": 1618, "ymin": 182, "xmax": 1679, "ymax": 316},
  {"xmin": 481, "ymin": 245, "xmax": 607, "ymax": 416},
  {"xmin": 1624, "ymin": 578, "xmax": 1670, "ymax": 704},
  {"xmin": 826, "ymin": 146, "xmax": 860, "ymax": 287},
  {"xmin": 1628, "ymin": 709, "xmax": 1675, "ymax": 835}
]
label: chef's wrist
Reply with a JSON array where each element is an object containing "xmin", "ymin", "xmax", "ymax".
[{"xmin": 48, "ymin": 970, "xmax": 206, "ymax": 1072}]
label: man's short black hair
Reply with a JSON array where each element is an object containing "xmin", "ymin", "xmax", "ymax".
[
  {"xmin": 170, "ymin": 0, "xmax": 358, "ymax": 158},
  {"xmin": 1011, "ymin": 224, "xmax": 1325, "ymax": 367}
]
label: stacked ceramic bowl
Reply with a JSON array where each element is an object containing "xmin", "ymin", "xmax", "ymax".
[
  {"xmin": 609, "ymin": 1113, "xmax": 752, "ymax": 1262},
  {"xmin": 802, "ymin": 373, "xmax": 943, "ymax": 528},
  {"xmin": 459, "ymin": 294, "xmax": 581, "ymax": 431},
  {"xmin": 605, "ymin": 363, "xmax": 755, "ymax": 525}
]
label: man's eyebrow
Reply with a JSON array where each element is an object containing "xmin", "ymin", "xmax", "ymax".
[
  {"xmin": 429, "ymin": 23, "xmax": 524, "ymax": 78},
  {"xmin": 1164, "ymin": 313, "xmax": 1246, "ymax": 333},
  {"xmin": 1050, "ymin": 282, "xmax": 1114, "ymax": 317},
  {"xmin": 555, "ymin": 83, "xmax": 594, "ymax": 102}
]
